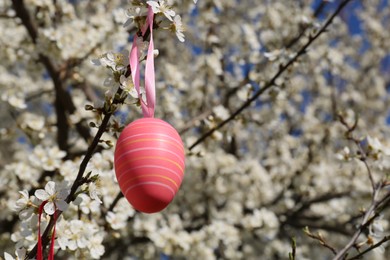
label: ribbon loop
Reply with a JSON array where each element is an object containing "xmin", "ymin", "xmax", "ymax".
[
  {"xmin": 129, "ymin": 7, "xmax": 155, "ymax": 118},
  {"xmin": 37, "ymin": 201, "xmax": 57, "ymax": 260},
  {"xmin": 37, "ymin": 201, "xmax": 47, "ymax": 260}
]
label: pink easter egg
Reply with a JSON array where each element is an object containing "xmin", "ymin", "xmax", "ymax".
[{"xmin": 114, "ymin": 118, "xmax": 185, "ymax": 213}]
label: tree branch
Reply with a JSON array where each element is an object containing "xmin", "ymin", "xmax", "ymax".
[
  {"xmin": 290, "ymin": 191, "xmax": 350, "ymax": 219},
  {"xmin": 284, "ymin": 0, "xmax": 328, "ymax": 49},
  {"xmin": 25, "ymin": 88, "xmax": 124, "ymax": 259},
  {"xmin": 11, "ymin": 0, "xmax": 92, "ymax": 148},
  {"xmin": 188, "ymin": 0, "xmax": 354, "ymax": 151}
]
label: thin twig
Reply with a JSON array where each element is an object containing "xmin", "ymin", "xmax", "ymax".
[
  {"xmin": 332, "ymin": 183, "xmax": 383, "ymax": 260},
  {"xmin": 347, "ymin": 236, "xmax": 390, "ymax": 260},
  {"xmin": 304, "ymin": 227, "xmax": 338, "ymax": 255},
  {"xmin": 288, "ymin": 237, "xmax": 296, "ymax": 260},
  {"xmin": 25, "ymin": 89, "xmax": 54, "ymax": 101},
  {"xmin": 108, "ymin": 192, "xmax": 124, "ymax": 212},
  {"xmin": 181, "ymin": 1, "xmax": 328, "ymax": 137},
  {"xmin": 188, "ymin": 0, "xmax": 354, "ymax": 151},
  {"xmin": 332, "ymin": 114, "xmax": 386, "ymax": 260},
  {"xmin": 338, "ymin": 114, "xmax": 376, "ymax": 194},
  {"xmin": 291, "ymin": 191, "xmax": 350, "ymax": 217},
  {"xmin": 179, "ymin": 110, "xmax": 213, "ymax": 135}
]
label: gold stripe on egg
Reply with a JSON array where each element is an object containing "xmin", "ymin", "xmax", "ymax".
[
  {"xmin": 116, "ymin": 155, "xmax": 184, "ymax": 173},
  {"xmin": 120, "ymin": 173, "xmax": 179, "ymax": 190},
  {"xmin": 118, "ymin": 138, "xmax": 184, "ymax": 153}
]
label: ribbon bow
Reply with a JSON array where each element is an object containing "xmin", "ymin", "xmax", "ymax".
[{"xmin": 129, "ymin": 7, "xmax": 156, "ymax": 118}]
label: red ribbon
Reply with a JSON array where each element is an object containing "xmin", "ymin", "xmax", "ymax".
[
  {"xmin": 37, "ymin": 201, "xmax": 57, "ymax": 260},
  {"xmin": 129, "ymin": 7, "xmax": 156, "ymax": 118},
  {"xmin": 48, "ymin": 209, "xmax": 57, "ymax": 259}
]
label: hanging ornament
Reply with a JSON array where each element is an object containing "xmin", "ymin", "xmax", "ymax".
[
  {"xmin": 114, "ymin": 7, "xmax": 185, "ymax": 213},
  {"xmin": 114, "ymin": 118, "xmax": 185, "ymax": 213}
]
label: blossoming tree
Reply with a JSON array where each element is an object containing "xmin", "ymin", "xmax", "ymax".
[{"xmin": 0, "ymin": 0, "xmax": 389, "ymax": 259}]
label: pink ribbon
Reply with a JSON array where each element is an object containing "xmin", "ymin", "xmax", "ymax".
[
  {"xmin": 129, "ymin": 7, "xmax": 155, "ymax": 118},
  {"xmin": 37, "ymin": 201, "xmax": 57, "ymax": 260}
]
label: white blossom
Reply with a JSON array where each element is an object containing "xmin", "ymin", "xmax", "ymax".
[
  {"xmin": 4, "ymin": 248, "xmax": 26, "ymax": 260},
  {"xmin": 106, "ymin": 211, "xmax": 128, "ymax": 230},
  {"xmin": 336, "ymin": 146, "xmax": 351, "ymax": 161},
  {"xmin": 92, "ymin": 50, "xmax": 130, "ymax": 73},
  {"xmin": 147, "ymin": 1, "xmax": 176, "ymax": 21},
  {"xmin": 123, "ymin": 6, "xmax": 144, "ymax": 28},
  {"xmin": 14, "ymin": 190, "xmax": 35, "ymax": 220},
  {"xmin": 119, "ymin": 75, "xmax": 139, "ymax": 99},
  {"xmin": 29, "ymin": 145, "xmax": 66, "ymax": 171},
  {"xmin": 6, "ymin": 95, "xmax": 27, "ymax": 110},
  {"xmin": 78, "ymin": 193, "xmax": 100, "ymax": 214},
  {"xmin": 213, "ymin": 105, "xmax": 230, "ymax": 120},
  {"xmin": 66, "ymin": 220, "xmax": 90, "ymax": 250},
  {"xmin": 264, "ymin": 49, "xmax": 283, "ymax": 61},
  {"xmin": 367, "ymin": 135, "xmax": 383, "ymax": 155},
  {"xmin": 171, "ymin": 15, "xmax": 185, "ymax": 42},
  {"xmin": 89, "ymin": 232, "xmax": 105, "ymax": 259},
  {"xmin": 88, "ymin": 182, "xmax": 102, "ymax": 204},
  {"xmin": 34, "ymin": 181, "xmax": 69, "ymax": 215}
]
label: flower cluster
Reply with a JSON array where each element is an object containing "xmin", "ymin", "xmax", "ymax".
[
  {"xmin": 1, "ymin": 0, "xmax": 390, "ymax": 259},
  {"xmin": 56, "ymin": 219, "xmax": 105, "ymax": 259},
  {"xmin": 124, "ymin": 0, "xmax": 186, "ymax": 42}
]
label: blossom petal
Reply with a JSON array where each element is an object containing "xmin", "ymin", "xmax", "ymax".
[
  {"xmin": 67, "ymin": 240, "xmax": 77, "ymax": 251},
  {"xmin": 165, "ymin": 10, "xmax": 175, "ymax": 20},
  {"xmin": 90, "ymin": 59, "xmax": 101, "ymax": 66},
  {"xmin": 44, "ymin": 202, "xmax": 55, "ymax": 215},
  {"xmin": 4, "ymin": 252, "xmax": 14, "ymax": 260},
  {"xmin": 57, "ymin": 236, "xmax": 69, "ymax": 250},
  {"xmin": 56, "ymin": 200, "xmax": 69, "ymax": 212},
  {"xmin": 16, "ymin": 248, "xmax": 26, "ymax": 259},
  {"xmin": 45, "ymin": 181, "xmax": 56, "ymax": 196},
  {"xmin": 19, "ymin": 190, "xmax": 29, "ymax": 199},
  {"xmin": 106, "ymin": 52, "xmax": 114, "ymax": 61},
  {"xmin": 19, "ymin": 208, "xmax": 33, "ymax": 220},
  {"xmin": 91, "ymin": 245, "xmax": 105, "ymax": 259},
  {"xmin": 147, "ymin": 1, "xmax": 159, "ymax": 13},
  {"xmin": 104, "ymin": 77, "xmax": 114, "ymax": 87},
  {"xmin": 123, "ymin": 18, "xmax": 132, "ymax": 28},
  {"xmin": 57, "ymin": 189, "xmax": 69, "ymax": 200},
  {"xmin": 177, "ymin": 32, "xmax": 185, "ymax": 42},
  {"xmin": 35, "ymin": 189, "xmax": 49, "ymax": 201}
]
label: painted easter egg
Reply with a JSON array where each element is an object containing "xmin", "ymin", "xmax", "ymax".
[{"xmin": 114, "ymin": 118, "xmax": 185, "ymax": 213}]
